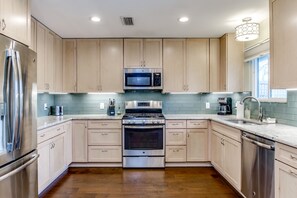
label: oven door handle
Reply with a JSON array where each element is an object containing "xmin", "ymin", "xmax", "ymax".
[{"xmin": 124, "ymin": 125, "xmax": 164, "ymax": 129}]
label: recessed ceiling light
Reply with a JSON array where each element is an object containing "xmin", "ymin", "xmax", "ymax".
[
  {"xmin": 179, "ymin": 17, "xmax": 189, "ymax": 23},
  {"xmin": 90, "ymin": 16, "xmax": 101, "ymax": 22}
]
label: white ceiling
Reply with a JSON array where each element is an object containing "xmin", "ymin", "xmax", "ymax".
[{"xmin": 31, "ymin": 0, "xmax": 269, "ymax": 38}]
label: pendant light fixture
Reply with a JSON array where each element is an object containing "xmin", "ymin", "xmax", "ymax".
[{"xmin": 235, "ymin": 17, "xmax": 260, "ymax": 42}]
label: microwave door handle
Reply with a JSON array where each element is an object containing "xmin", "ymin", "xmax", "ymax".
[{"xmin": 15, "ymin": 51, "xmax": 23, "ymax": 150}]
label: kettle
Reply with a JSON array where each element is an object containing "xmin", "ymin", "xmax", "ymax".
[{"xmin": 51, "ymin": 106, "xmax": 63, "ymax": 116}]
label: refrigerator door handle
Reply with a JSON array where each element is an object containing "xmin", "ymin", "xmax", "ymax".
[
  {"xmin": 0, "ymin": 154, "xmax": 39, "ymax": 182},
  {"xmin": 15, "ymin": 51, "xmax": 23, "ymax": 150},
  {"xmin": 4, "ymin": 49, "xmax": 20, "ymax": 152}
]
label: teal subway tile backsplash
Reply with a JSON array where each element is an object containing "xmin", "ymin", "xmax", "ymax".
[{"xmin": 37, "ymin": 90, "xmax": 297, "ymax": 127}]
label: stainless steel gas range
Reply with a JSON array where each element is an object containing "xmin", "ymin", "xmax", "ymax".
[{"xmin": 122, "ymin": 101, "xmax": 165, "ymax": 168}]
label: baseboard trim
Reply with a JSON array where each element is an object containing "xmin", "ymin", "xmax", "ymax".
[
  {"xmin": 70, "ymin": 162, "xmax": 123, "ymax": 167},
  {"xmin": 165, "ymin": 162, "xmax": 212, "ymax": 167}
]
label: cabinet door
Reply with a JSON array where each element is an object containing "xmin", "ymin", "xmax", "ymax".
[
  {"xmin": 64, "ymin": 122, "xmax": 73, "ymax": 166},
  {"xmin": 77, "ymin": 39, "xmax": 99, "ymax": 92},
  {"xmin": 72, "ymin": 121, "xmax": 87, "ymax": 162},
  {"xmin": 270, "ymin": 0, "xmax": 297, "ymax": 88},
  {"xmin": 63, "ymin": 39, "xmax": 77, "ymax": 92},
  {"xmin": 187, "ymin": 129, "xmax": 209, "ymax": 161},
  {"xmin": 100, "ymin": 39, "xmax": 124, "ymax": 92},
  {"xmin": 186, "ymin": 39, "xmax": 209, "ymax": 92},
  {"xmin": 36, "ymin": 22, "xmax": 47, "ymax": 91},
  {"xmin": 45, "ymin": 31, "xmax": 55, "ymax": 92},
  {"xmin": 88, "ymin": 129, "xmax": 121, "ymax": 146},
  {"xmin": 211, "ymin": 131, "xmax": 224, "ymax": 173},
  {"xmin": 54, "ymin": 36, "xmax": 63, "ymax": 92},
  {"xmin": 223, "ymin": 135, "xmax": 241, "ymax": 190},
  {"xmin": 143, "ymin": 39, "xmax": 162, "ymax": 68},
  {"xmin": 275, "ymin": 160, "xmax": 297, "ymax": 198},
  {"xmin": 163, "ymin": 39, "xmax": 186, "ymax": 92},
  {"xmin": 0, "ymin": 0, "xmax": 30, "ymax": 45},
  {"xmin": 37, "ymin": 141, "xmax": 50, "ymax": 193},
  {"xmin": 30, "ymin": 17, "xmax": 37, "ymax": 52},
  {"xmin": 124, "ymin": 39, "xmax": 143, "ymax": 68},
  {"xmin": 50, "ymin": 134, "xmax": 65, "ymax": 178},
  {"xmin": 209, "ymin": 39, "xmax": 220, "ymax": 92}
]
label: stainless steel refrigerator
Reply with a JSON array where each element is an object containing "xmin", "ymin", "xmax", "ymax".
[{"xmin": 0, "ymin": 34, "xmax": 38, "ymax": 197}]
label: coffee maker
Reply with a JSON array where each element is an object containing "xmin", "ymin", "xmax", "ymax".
[{"xmin": 218, "ymin": 97, "xmax": 232, "ymax": 115}]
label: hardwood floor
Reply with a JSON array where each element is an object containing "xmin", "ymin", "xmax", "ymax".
[{"xmin": 43, "ymin": 167, "xmax": 241, "ymax": 198}]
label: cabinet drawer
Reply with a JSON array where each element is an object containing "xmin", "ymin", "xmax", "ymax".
[
  {"xmin": 88, "ymin": 120, "xmax": 121, "ymax": 129},
  {"xmin": 276, "ymin": 143, "xmax": 297, "ymax": 168},
  {"xmin": 88, "ymin": 129, "xmax": 121, "ymax": 146},
  {"xmin": 211, "ymin": 121, "xmax": 241, "ymax": 142},
  {"xmin": 166, "ymin": 120, "xmax": 187, "ymax": 129},
  {"xmin": 38, "ymin": 124, "xmax": 64, "ymax": 144},
  {"xmin": 88, "ymin": 146, "xmax": 122, "ymax": 162},
  {"xmin": 165, "ymin": 146, "xmax": 186, "ymax": 162},
  {"xmin": 166, "ymin": 129, "xmax": 187, "ymax": 145},
  {"xmin": 187, "ymin": 120, "xmax": 208, "ymax": 129}
]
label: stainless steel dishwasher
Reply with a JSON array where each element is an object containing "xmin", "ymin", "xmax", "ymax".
[{"xmin": 242, "ymin": 132, "xmax": 275, "ymax": 198}]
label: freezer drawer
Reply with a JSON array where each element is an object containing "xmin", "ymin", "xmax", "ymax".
[{"xmin": 0, "ymin": 150, "xmax": 38, "ymax": 198}]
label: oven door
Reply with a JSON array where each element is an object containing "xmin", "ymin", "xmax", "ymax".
[{"xmin": 123, "ymin": 125, "xmax": 165, "ymax": 156}]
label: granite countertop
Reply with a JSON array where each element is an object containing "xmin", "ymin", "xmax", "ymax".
[
  {"xmin": 37, "ymin": 113, "xmax": 297, "ymax": 149},
  {"xmin": 37, "ymin": 114, "xmax": 123, "ymax": 131}
]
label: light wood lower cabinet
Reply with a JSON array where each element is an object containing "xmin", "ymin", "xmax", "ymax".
[
  {"xmin": 211, "ymin": 122, "xmax": 242, "ymax": 191},
  {"xmin": 64, "ymin": 121, "xmax": 73, "ymax": 166},
  {"xmin": 72, "ymin": 121, "xmax": 88, "ymax": 162},
  {"xmin": 87, "ymin": 120, "xmax": 122, "ymax": 162},
  {"xmin": 165, "ymin": 120, "xmax": 209, "ymax": 162},
  {"xmin": 37, "ymin": 133, "xmax": 65, "ymax": 194}
]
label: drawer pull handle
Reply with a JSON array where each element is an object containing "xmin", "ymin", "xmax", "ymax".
[
  {"xmin": 291, "ymin": 155, "xmax": 297, "ymax": 161},
  {"xmin": 101, "ymin": 133, "xmax": 108, "ymax": 136},
  {"xmin": 40, "ymin": 134, "xmax": 45, "ymax": 137},
  {"xmin": 101, "ymin": 150, "xmax": 108, "ymax": 153},
  {"xmin": 173, "ymin": 149, "xmax": 179, "ymax": 153},
  {"xmin": 172, "ymin": 133, "xmax": 179, "ymax": 136},
  {"xmin": 193, "ymin": 123, "xmax": 201, "ymax": 125},
  {"xmin": 57, "ymin": 128, "xmax": 61, "ymax": 131},
  {"xmin": 172, "ymin": 123, "xmax": 179, "ymax": 126},
  {"xmin": 290, "ymin": 170, "xmax": 297, "ymax": 178},
  {"xmin": 101, "ymin": 123, "xmax": 108, "ymax": 126}
]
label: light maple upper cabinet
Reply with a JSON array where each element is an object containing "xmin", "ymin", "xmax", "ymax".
[
  {"xmin": 100, "ymin": 39, "xmax": 124, "ymax": 92},
  {"xmin": 63, "ymin": 39, "xmax": 77, "ymax": 93},
  {"xmin": 209, "ymin": 39, "xmax": 220, "ymax": 92},
  {"xmin": 163, "ymin": 39, "xmax": 186, "ymax": 92},
  {"xmin": 270, "ymin": 0, "xmax": 297, "ymax": 88},
  {"xmin": 186, "ymin": 39, "xmax": 210, "ymax": 92},
  {"xmin": 45, "ymin": 30, "xmax": 55, "ymax": 92},
  {"xmin": 77, "ymin": 39, "xmax": 100, "ymax": 92},
  {"xmin": 30, "ymin": 17, "xmax": 37, "ymax": 52},
  {"xmin": 0, "ymin": 0, "xmax": 30, "ymax": 46},
  {"xmin": 36, "ymin": 22, "xmax": 47, "ymax": 92},
  {"xmin": 54, "ymin": 36, "xmax": 63, "ymax": 92},
  {"xmin": 163, "ymin": 39, "xmax": 210, "ymax": 93},
  {"xmin": 124, "ymin": 39, "xmax": 162, "ymax": 68},
  {"xmin": 220, "ymin": 33, "xmax": 244, "ymax": 92}
]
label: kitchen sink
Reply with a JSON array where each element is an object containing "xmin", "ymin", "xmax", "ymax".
[{"xmin": 225, "ymin": 119, "xmax": 263, "ymax": 125}]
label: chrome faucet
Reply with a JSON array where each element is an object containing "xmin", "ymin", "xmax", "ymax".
[{"xmin": 240, "ymin": 96, "xmax": 263, "ymax": 122}]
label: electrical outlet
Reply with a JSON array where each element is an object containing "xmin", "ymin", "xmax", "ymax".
[
  {"xmin": 206, "ymin": 102, "xmax": 210, "ymax": 109},
  {"xmin": 43, "ymin": 103, "xmax": 48, "ymax": 111},
  {"xmin": 100, "ymin": 103, "xmax": 105, "ymax": 109}
]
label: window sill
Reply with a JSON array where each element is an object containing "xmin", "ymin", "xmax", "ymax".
[{"xmin": 258, "ymin": 98, "xmax": 287, "ymax": 103}]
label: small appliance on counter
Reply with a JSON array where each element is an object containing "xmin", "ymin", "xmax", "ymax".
[
  {"xmin": 218, "ymin": 97, "xmax": 232, "ymax": 115},
  {"xmin": 51, "ymin": 106, "xmax": 64, "ymax": 116},
  {"xmin": 107, "ymin": 99, "xmax": 115, "ymax": 116}
]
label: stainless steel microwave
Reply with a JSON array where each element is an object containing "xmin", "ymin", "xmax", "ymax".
[{"xmin": 124, "ymin": 68, "xmax": 162, "ymax": 90}]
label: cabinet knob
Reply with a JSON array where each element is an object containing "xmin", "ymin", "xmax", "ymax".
[{"xmin": 2, "ymin": 19, "xmax": 6, "ymax": 31}]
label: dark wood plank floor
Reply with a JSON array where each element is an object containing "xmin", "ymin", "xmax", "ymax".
[{"xmin": 43, "ymin": 167, "xmax": 241, "ymax": 198}]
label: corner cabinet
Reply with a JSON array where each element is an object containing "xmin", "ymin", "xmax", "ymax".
[
  {"xmin": 270, "ymin": 0, "xmax": 297, "ymax": 88},
  {"xmin": 0, "ymin": 0, "xmax": 31, "ymax": 46},
  {"xmin": 124, "ymin": 39, "xmax": 162, "ymax": 68},
  {"xmin": 163, "ymin": 39, "xmax": 210, "ymax": 93},
  {"xmin": 219, "ymin": 33, "xmax": 244, "ymax": 92}
]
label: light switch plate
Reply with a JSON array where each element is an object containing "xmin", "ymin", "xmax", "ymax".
[
  {"xmin": 206, "ymin": 102, "xmax": 210, "ymax": 109},
  {"xmin": 100, "ymin": 103, "xmax": 105, "ymax": 109},
  {"xmin": 44, "ymin": 103, "xmax": 48, "ymax": 111}
]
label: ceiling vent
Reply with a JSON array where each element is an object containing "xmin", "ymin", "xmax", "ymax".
[{"xmin": 121, "ymin": 17, "xmax": 134, "ymax": 26}]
